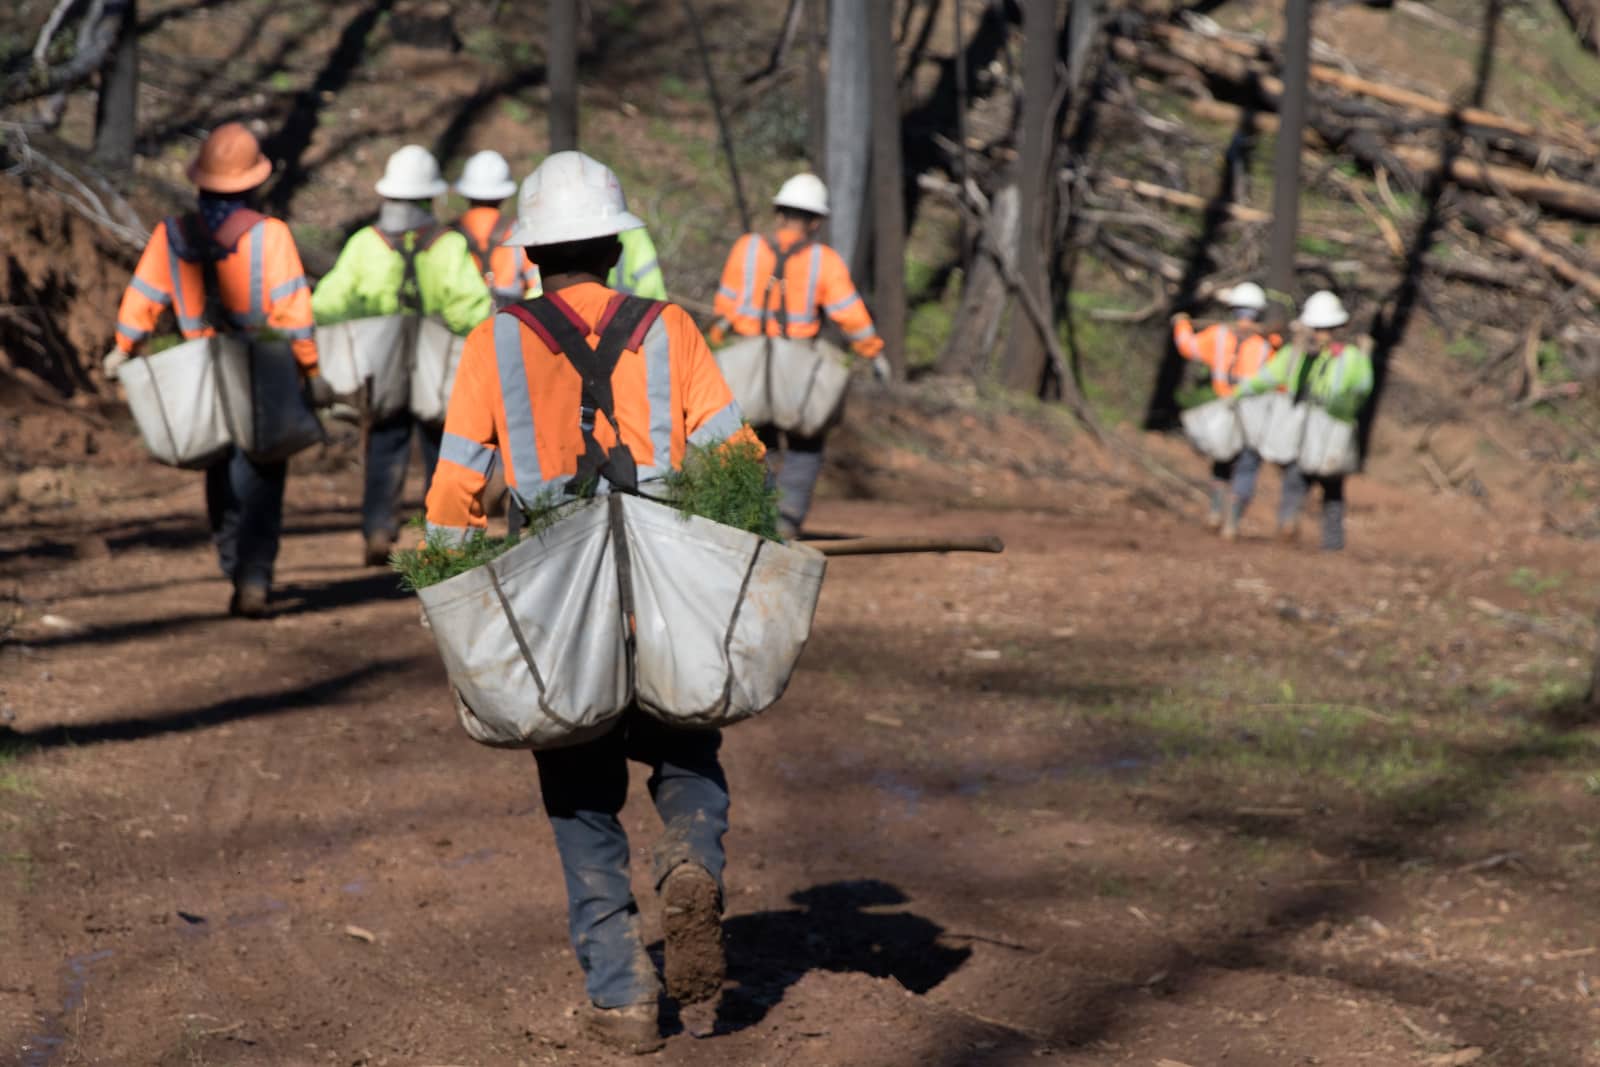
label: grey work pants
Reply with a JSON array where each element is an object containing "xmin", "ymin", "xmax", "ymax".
[
  {"xmin": 756, "ymin": 424, "xmax": 825, "ymax": 532},
  {"xmin": 1280, "ymin": 464, "xmax": 1347, "ymax": 550}
]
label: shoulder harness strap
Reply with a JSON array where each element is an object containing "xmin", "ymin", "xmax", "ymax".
[
  {"xmin": 503, "ymin": 292, "xmax": 666, "ymax": 496},
  {"xmin": 759, "ymin": 234, "xmax": 811, "ymax": 340}
]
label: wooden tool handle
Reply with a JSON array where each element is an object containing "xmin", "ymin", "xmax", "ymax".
[{"xmin": 811, "ymin": 535, "xmax": 1005, "ymax": 557}]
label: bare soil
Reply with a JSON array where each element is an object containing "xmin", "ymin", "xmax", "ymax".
[{"xmin": 4, "ymin": 388, "xmax": 1600, "ymax": 1067}]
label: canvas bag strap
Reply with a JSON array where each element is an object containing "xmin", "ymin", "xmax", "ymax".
[
  {"xmin": 505, "ymin": 293, "xmax": 665, "ymax": 495},
  {"xmin": 759, "ymin": 235, "xmax": 811, "ymax": 340}
]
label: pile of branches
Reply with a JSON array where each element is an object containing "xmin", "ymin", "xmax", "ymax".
[{"xmin": 1078, "ymin": 8, "xmax": 1600, "ymax": 409}]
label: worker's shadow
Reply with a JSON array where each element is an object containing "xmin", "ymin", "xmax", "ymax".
[{"xmin": 683, "ymin": 879, "xmax": 972, "ymax": 1034}]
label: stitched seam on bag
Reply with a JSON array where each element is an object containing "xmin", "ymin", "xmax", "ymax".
[{"xmin": 486, "ymin": 562, "xmax": 576, "ymax": 728}]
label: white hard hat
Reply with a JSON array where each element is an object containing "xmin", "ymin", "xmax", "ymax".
[
  {"xmin": 1298, "ymin": 290, "xmax": 1350, "ymax": 329},
  {"xmin": 505, "ymin": 151, "xmax": 644, "ymax": 247},
  {"xmin": 454, "ymin": 150, "xmax": 518, "ymax": 201},
  {"xmin": 1219, "ymin": 282, "xmax": 1267, "ymax": 311},
  {"xmin": 773, "ymin": 173, "xmax": 829, "ymax": 217},
  {"xmin": 375, "ymin": 144, "xmax": 448, "ymax": 200}
]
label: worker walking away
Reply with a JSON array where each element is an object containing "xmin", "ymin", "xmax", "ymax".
[
  {"xmin": 710, "ymin": 173, "xmax": 888, "ymax": 538},
  {"xmin": 452, "ymin": 150, "xmax": 541, "ymax": 309},
  {"xmin": 105, "ymin": 123, "xmax": 326, "ymax": 618},
  {"xmin": 313, "ymin": 145, "xmax": 491, "ymax": 565},
  {"xmin": 1241, "ymin": 290, "xmax": 1374, "ymax": 551},
  {"xmin": 1171, "ymin": 282, "xmax": 1277, "ymax": 540},
  {"xmin": 425, "ymin": 151, "xmax": 757, "ymax": 1054}
]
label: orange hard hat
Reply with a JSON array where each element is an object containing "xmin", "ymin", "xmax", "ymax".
[{"xmin": 187, "ymin": 123, "xmax": 272, "ymax": 193}]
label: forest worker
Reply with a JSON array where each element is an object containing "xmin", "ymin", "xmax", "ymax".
[
  {"xmin": 105, "ymin": 123, "xmax": 326, "ymax": 619},
  {"xmin": 452, "ymin": 147, "xmax": 668, "ymax": 305},
  {"xmin": 424, "ymin": 151, "xmax": 757, "ymax": 1055},
  {"xmin": 1171, "ymin": 282, "xmax": 1278, "ymax": 540},
  {"xmin": 710, "ymin": 172, "xmax": 889, "ymax": 538},
  {"xmin": 312, "ymin": 144, "xmax": 491, "ymax": 566},
  {"xmin": 1239, "ymin": 289, "xmax": 1374, "ymax": 551},
  {"xmin": 452, "ymin": 149, "xmax": 541, "ymax": 309}
]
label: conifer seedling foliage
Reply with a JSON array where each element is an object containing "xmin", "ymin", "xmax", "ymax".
[{"xmin": 390, "ymin": 433, "xmax": 781, "ymax": 591}]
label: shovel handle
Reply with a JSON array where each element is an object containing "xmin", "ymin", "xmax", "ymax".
[{"xmin": 811, "ymin": 535, "xmax": 1005, "ymax": 557}]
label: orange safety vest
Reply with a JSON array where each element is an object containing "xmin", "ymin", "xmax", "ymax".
[
  {"xmin": 115, "ymin": 209, "xmax": 318, "ymax": 370},
  {"xmin": 426, "ymin": 281, "xmax": 758, "ymax": 539},
  {"xmin": 713, "ymin": 230, "xmax": 884, "ymax": 356},
  {"xmin": 454, "ymin": 206, "xmax": 540, "ymax": 309},
  {"xmin": 1172, "ymin": 319, "xmax": 1278, "ymax": 398}
]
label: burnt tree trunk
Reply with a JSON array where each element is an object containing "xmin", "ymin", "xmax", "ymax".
[
  {"xmin": 937, "ymin": 180, "xmax": 1020, "ymax": 378},
  {"xmin": 826, "ymin": 0, "xmax": 871, "ymax": 273},
  {"xmin": 868, "ymin": 1, "xmax": 906, "ymax": 379},
  {"xmin": 999, "ymin": 0, "xmax": 1060, "ymax": 392},
  {"xmin": 92, "ymin": 0, "xmax": 138, "ymax": 173},
  {"xmin": 548, "ymin": 0, "xmax": 578, "ymax": 150}
]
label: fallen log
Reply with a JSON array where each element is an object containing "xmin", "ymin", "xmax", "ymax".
[
  {"xmin": 1457, "ymin": 203, "xmax": 1600, "ymax": 303},
  {"xmin": 1097, "ymin": 174, "xmax": 1270, "ymax": 223},
  {"xmin": 1389, "ymin": 145, "xmax": 1600, "ymax": 220}
]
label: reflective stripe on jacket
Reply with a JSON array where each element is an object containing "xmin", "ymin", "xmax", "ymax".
[
  {"xmin": 455, "ymin": 207, "xmax": 540, "ymax": 308},
  {"xmin": 1172, "ymin": 319, "xmax": 1277, "ymax": 398},
  {"xmin": 609, "ymin": 227, "xmax": 667, "ymax": 300},
  {"xmin": 115, "ymin": 213, "xmax": 318, "ymax": 370},
  {"xmin": 424, "ymin": 281, "xmax": 760, "ymax": 541},
  {"xmin": 712, "ymin": 230, "xmax": 884, "ymax": 357},
  {"xmin": 1242, "ymin": 341, "xmax": 1375, "ymax": 421},
  {"xmin": 311, "ymin": 225, "xmax": 491, "ymax": 336}
]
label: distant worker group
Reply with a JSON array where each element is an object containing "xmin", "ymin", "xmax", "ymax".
[{"xmin": 1173, "ymin": 284, "xmax": 1374, "ymax": 551}]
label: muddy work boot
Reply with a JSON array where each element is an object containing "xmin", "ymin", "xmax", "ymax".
[
  {"xmin": 1275, "ymin": 520, "xmax": 1300, "ymax": 545},
  {"xmin": 660, "ymin": 864, "xmax": 725, "ymax": 1005},
  {"xmin": 229, "ymin": 582, "xmax": 270, "ymax": 619},
  {"xmin": 1220, "ymin": 496, "xmax": 1243, "ymax": 542},
  {"xmin": 580, "ymin": 1001, "xmax": 664, "ymax": 1055},
  {"xmin": 1321, "ymin": 500, "xmax": 1347, "ymax": 552},
  {"xmin": 363, "ymin": 532, "xmax": 394, "ymax": 568}
]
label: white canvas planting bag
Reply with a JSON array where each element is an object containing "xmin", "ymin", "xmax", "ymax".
[
  {"xmin": 715, "ymin": 336, "xmax": 850, "ymax": 437},
  {"xmin": 314, "ymin": 315, "xmax": 411, "ymax": 420},
  {"xmin": 215, "ymin": 339, "xmax": 326, "ymax": 463},
  {"xmin": 417, "ymin": 495, "xmax": 826, "ymax": 749},
  {"xmin": 120, "ymin": 336, "xmax": 236, "ymax": 469},
  {"xmin": 1236, "ymin": 391, "xmax": 1286, "ymax": 452},
  {"xmin": 1259, "ymin": 399, "xmax": 1309, "ymax": 465},
  {"xmin": 624, "ymin": 495, "xmax": 826, "ymax": 727},
  {"xmin": 1298, "ymin": 406, "xmax": 1360, "ymax": 476},
  {"xmin": 1179, "ymin": 397, "xmax": 1243, "ymax": 461},
  {"xmin": 410, "ymin": 316, "xmax": 466, "ymax": 425}
]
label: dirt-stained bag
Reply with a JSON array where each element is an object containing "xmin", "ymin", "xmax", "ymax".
[
  {"xmin": 1258, "ymin": 400, "xmax": 1310, "ymax": 466},
  {"xmin": 1297, "ymin": 406, "xmax": 1360, "ymax": 476},
  {"xmin": 314, "ymin": 315, "xmax": 412, "ymax": 420},
  {"xmin": 715, "ymin": 336, "xmax": 850, "ymax": 437},
  {"xmin": 410, "ymin": 317, "xmax": 467, "ymax": 426},
  {"xmin": 417, "ymin": 494, "xmax": 826, "ymax": 749},
  {"xmin": 1179, "ymin": 397, "xmax": 1243, "ymax": 462},
  {"xmin": 119, "ymin": 335, "xmax": 236, "ymax": 469},
  {"xmin": 215, "ymin": 339, "xmax": 326, "ymax": 463},
  {"xmin": 1236, "ymin": 391, "xmax": 1286, "ymax": 452}
]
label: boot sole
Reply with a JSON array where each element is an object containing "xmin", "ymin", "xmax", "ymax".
[
  {"xmin": 661, "ymin": 868, "xmax": 724, "ymax": 1005},
  {"xmin": 581, "ymin": 1008, "xmax": 664, "ymax": 1055}
]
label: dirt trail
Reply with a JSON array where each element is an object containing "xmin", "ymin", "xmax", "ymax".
[{"xmin": 3, "ymin": 430, "xmax": 1600, "ymax": 1065}]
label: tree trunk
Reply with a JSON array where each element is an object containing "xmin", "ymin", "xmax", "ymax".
[
  {"xmin": 548, "ymin": 0, "xmax": 578, "ymax": 151},
  {"xmin": 1266, "ymin": 0, "xmax": 1310, "ymax": 306},
  {"xmin": 825, "ymin": 0, "xmax": 871, "ymax": 272},
  {"xmin": 937, "ymin": 180, "xmax": 1019, "ymax": 378},
  {"xmin": 867, "ymin": 2, "xmax": 906, "ymax": 379},
  {"xmin": 999, "ymin": 0, "xmax": 1059, "ymax": 392},
  {"xmin": 805, "ymin": 0, "xmax": 825, "ymax": 171},
  {"xmin": 92, "ymin": 0, "xmax": 138, "ymax": 173}
]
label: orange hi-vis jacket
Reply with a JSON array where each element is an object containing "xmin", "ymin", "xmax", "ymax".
[
  {"xmin": 713, "ymin": 229, "xmax": 884, "ymax": 357},
  {"xmin": 115, "ymin": 209, "xmax": 318, "ymax": 371},
  {"xmin": 454, "ymin": 206, "xmax": 541, "ymax": 308},
  {"xmin": 1172, "ymin": 318, "xmax": 1278, "ymax": 398},
  {"xmin": 425, "ymin": 281, "xmax": 758, "ymax": 542}
]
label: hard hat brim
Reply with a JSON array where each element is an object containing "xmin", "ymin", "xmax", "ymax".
[
  {"xmin": 188, "ymin": 155, "xmax": 273, "ymax": 194},
  {"xmin": 772, "ymin": 194, "xmax": 829, "ymax": 217},
  {"xmin": 375, "ymin": 176, "xmax": 450, "ymax": 200},
  {"xmin": 454, "ymin": 177, "xmax": 518, "ymax": 201},
  {"xmin": 1298, "ymin": 311, "xmax": 1351, "ymax": 329},
  {"xmin": 504, "ymin": 210, "xmax": 645, "ymax": 247}
]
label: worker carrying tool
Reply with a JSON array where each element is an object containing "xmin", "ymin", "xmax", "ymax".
[
  {"xmin": 424, "ymin": 151, "xmax": 755, "ymax": 1054},
  {"xmin": 312, "ymin": 144, "xmax": 491, "ymax": 566},
  {"xmin": 710, "ymin": 173, "xmax": 888, "ymax": 538},
  {"xmin": 1239, "ymin": 289, "xmax": 1374, "ymax": 551},
  {"xmin": 1171, "ymin": 282, "xmax": 1278, "ymax": 540},
  {"xmin": 105, "ymin": 122, "xmax": 325, "ymax": 618}
]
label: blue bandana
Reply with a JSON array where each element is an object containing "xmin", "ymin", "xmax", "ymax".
[{"xmin": 198, "ymin": 193, "xmax": 250, "ymax": 235}]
